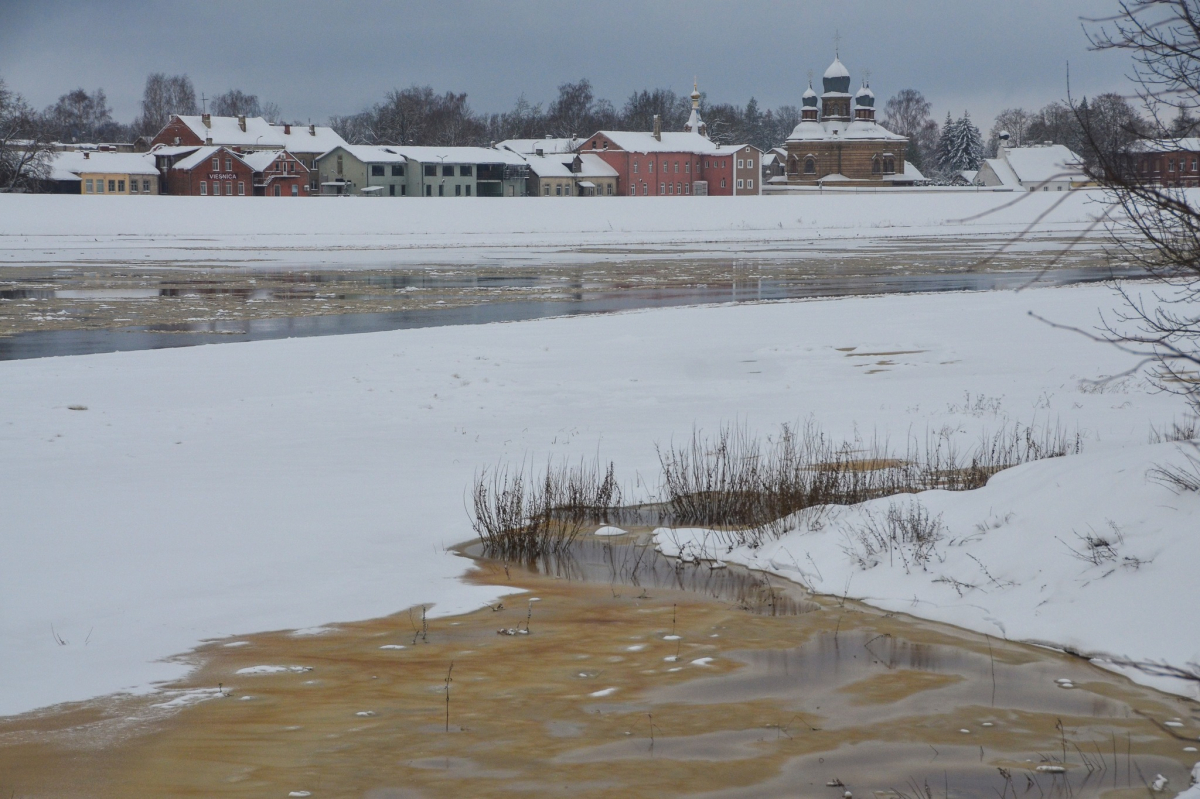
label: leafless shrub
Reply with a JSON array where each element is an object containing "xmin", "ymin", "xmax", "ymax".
[
  {"xmin": 470, "ymin": 458, "xmax": 622, "ymax": 559},
  {"xmin": 1148, "ymin": 417, "xmax": 1198, "ymax": 444},
  {"xmin": 1059, "ymin": 520, "xmax": 1126, "ymax": 565},
  {"xmin": 1148, "ymin": 440, "xmax": 1200, "ymax": 492},
  {"xmin": 841, "ymin": 499, "xmax": 947, "ymax": 573}
]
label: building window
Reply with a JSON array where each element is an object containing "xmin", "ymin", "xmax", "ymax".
[
  {"xmin": 649, "ymin": 161, "xmax": 654, "ymax": 173},
  {"xmin": 274, "ymin": 185, "xmax": 281, "ymax": 196},
  {"xmin": 200, "ymin": 181, "xmax": 207, "ymax": 195},
  {"xmin": 747, "ymin": 179, "xmax": 754, "ymax": 189},
  {"xmin": 108, "ymin": 180, "xmax": 116, "ymax": 192},
  {"xmin": 642, "ymin": 183, "xmax": 648, "ymax": 195},
  {"xmin": 336, "ymin": 155, "xmax": 344, "ymax": 175},
  {"xmin": 85, "ymin": 179, "xmax": 93, "ymax": 192},
  {"xmin": 747, "ymin": 159, "xmax": 754, "ymax": 168},
  {"xmin": 402, "ymin": 185, "xmax": 407, "ymax": 195},
  {"xmin": 677, "ymin": 182, "xmax": 682, "ymax": 193},
  {"xmin": 212, "ymin": 157, "xmax": 220, "ymax": 170},
  {"xmin": 685, "ymin": 183, "xmax": 690, "ymax": 194},
  {"xmin": 425, "ymin": 184, "xmax": 432, "ymax": 196},
  {"xmin": 438, "ymin": 184, "xmax": 444, "ymax": 196},
  {"xmin": 629, "ymin": 186, "xmax": 635, "ymax": 195},
  {"xmin": 720, "ymin": 178, "xmax": 726, "ymax": 188},
  {"xmin": 704, "ymin": 160, "xmax": 710, "ymax": 168},
  {"xmin": 389, "ymin": 184, "xmax": 396, "ymax": 196},
  {"xmin": 238, "ymin": 182, "xmax": 245, "ymax": 195},
  {"xmin": 465, "ymin": 185, "xmax": 471, "ymax": 196},
  {"xmin": 455, "ymin": 184, "xmax": 462, "ymax": 196},
  {"xmin": 460, "ymin": 165, "xmax": 473, "ymax": 176},
  {"xmin": 633, "ymin": 161, "xmax": 639, "ymax": 173},
  {"xmin": 143, "ymin": 179, "xmax": 151, "ymax": 192},
  {"xmin": 1169, "ymin": 158, "xmax": 1176, "ymax": 172},
  {"xmin": 556, "ymin": 184, "xmax": 562, "ymax": 196},
  {"xmin": 685, "ymin": 162, "xmax": 690, "ymax": 173},
  {"xmin": 130, "ymin": 179, "xmax": 138, "ymax": 193},
  {"xmin": 658, "ymin": 182, "xmax": 664, "ymax": 193},
  {"xmin": 606, "ymin": 183, "xmax": 613, "ymax": 195},
  {"xmin": 544, "ymin": 185, "xmax": 551, "ymax": 195},
  {"xmin": 737, "ymin": 178, "xmax": 744, "ymax": 189},
  {"xmin": 225, "ymin": 157, "xmax": 233, "ymax": 172},
  {"xmin": 226, "ymin": 181, "xmax": 233, "ymax": 195},
  {"xmin": 564, "ymin": 184, "xmax": 570, "ymax": 196},
  {"xmin": 442, "ymin": 165, "xmax": 454, "ymax": 177},
  {"xmin": 738, "ymin": 159, "xmax": 744, "ymax": 168},
  {"xmin": 292, "ymin": 184, "xmax": 299, "ymax": 196},
  {"xmin": 392, "ymin": 164, "xmax": 403, "ymax": 176},
  {"xmin": 372, "ymin": 165, "xmax": 385, "ymax": 177},
  {"xmin": 213, "ymin": 181, "xmax": 221, "ymax": 196},
  {"xmin": 805, "ymin": 157, "xmax": 816, "ymax": 174},
  {"xmin": 674, "ymin": 162, "xmax": 679, "ymax": 173},
  {"xmin": 872, "ymin": 157, "xmax": 881, "ymax": 174},
  {"xmin": 883, "ymin": 157, "xmax": 895, "ymax": 173},
  {"xmin": 424, "ymin": 164, "xmax": 436, "ymax": 177}
]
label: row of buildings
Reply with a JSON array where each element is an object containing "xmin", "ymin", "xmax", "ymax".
[{"xmin": 46, "ymin": 56, "xmax": 1129, "ymax": 198}]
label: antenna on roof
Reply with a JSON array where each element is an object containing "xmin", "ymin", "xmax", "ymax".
[{"xmin": 201, "ymin": 93, "xmax": 207, "ymax": 114}]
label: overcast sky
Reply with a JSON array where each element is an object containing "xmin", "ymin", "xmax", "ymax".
[{"xmin": 1, "ymin": 0, "xmax": 1134, "ymax": 133}]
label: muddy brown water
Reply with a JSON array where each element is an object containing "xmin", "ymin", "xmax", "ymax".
[{"xmin": 0, "ymin": 535, "xmax": 1196, "ymax": 798}]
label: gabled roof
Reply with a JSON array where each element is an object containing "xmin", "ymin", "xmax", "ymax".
[
  {"xmin": 979, "ymin": 157, "xmax": 1021, "ymax": 188},
  {"xmin": 1002, "ymin": 144, "xmax": 1086, "ymax": 184},
  {"xmin": 497, "ymin": 137, "xmax": 581, "ymax": 155},
  {"xmin": 169, "ymin": 115, "xmax": 347, "ymax": 152},
  {"xmin": 322, "ymin": 145, "xmax": 408, "ymax": 164},
  {"xmin": 595, "ymin": 130, "xmax": 730, "ymax": 154},
  {"xmin": 149, "ymin": 144, "xmax": 202, "ymax": 157},
  {"xmin": 272, "ymin": 123, "xmax": 347, "ymax": 153},
  {"xmin": 172, "ymin": 146, "xmax": 241, "ymax": 171},
  {"xmin": 524, "ymin": 153, "xmax": 618, "ymax": 178},
  {"xmin": 49, "ymin": 151, "xmax": 159, "ymax": 177},
  {"xmin": 240, "ymin": 150, "xmax": 289, "ymax": 172}
]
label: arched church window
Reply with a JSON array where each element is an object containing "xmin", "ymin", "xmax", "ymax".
[
  {"xmin": 788, "ymin": 156, "xmax": 797, "ymax": 173},
  {"xmin": 804, "ymin": 157, "xmax": 816, "ymax": 175},
  {"xmin": 872, "ymin": 156, "xmax": 881, "ymax": 174},
  {"xmin": 883, "ymin": 156, "xmax": 895, "ymax": 174}
]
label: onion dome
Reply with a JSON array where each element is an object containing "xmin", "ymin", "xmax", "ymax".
[
  {"xmin": 854, "ymin": 82, "xmax": 875, "ymax": 108},
  {"xmin": 802, "ymin": 84, "xmax": 818, "ymax": 107},
  {"xmin": 822, "ymin": 56, "xmax": 851, "ymax": 94}
]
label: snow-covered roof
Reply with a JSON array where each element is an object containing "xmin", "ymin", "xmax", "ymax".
[
  {"xmin": 240, "ymin": 150, "xmax": 288, "ymax": 172},
  {"xmin": 323, "ymin": 145, "xmax": 408, "ymax": 164},
  {"xmin": 49, "ymin": 151, "xmax": 159, "ymax": 178},
  {"xmin": 980, "ymin": 157, "xmax": 1021, "ymax": 188},
  {"xmin": 904, "ymin": 161, "xmax": 926, "ymax": 181},
  {"xmin": 386, "ymin": 146, "xmax": 529, "ymax": 165},
  {"xmin": 272, "ymin": 123, "xmax": 347, "ymax": 153},
  {"xmin": 596, "ymin": 130, "xmax": 732, "ymax": 154},
  {"xmin": 961, "ymin": 169, "xmax": 978, "ymax": 182},
  {"xmin": 824, "ymin": 57, "xmax": 849, "ymax": 79},
  {"xmin": 497, "ymin": 137, "xmax": 581, "ymax": 155},
  {"xmin": 523, "ymin": 153, "xmax": 618, "ymax": 179},
  {"xmin": 149, "ymin": 144, "xmax": 202, "ymax": 157},
  {"xmin": 173, "ymin": 115, "xmax": 280, "ymax": 146},
  {"xmin": 1003, "ymin": 144, "xmax": 1086, "ymax": 184},
  {"xmin": 787, "ymin": 118, "xmax": 906, "ymax": 143},
  {"xmin": 1132, "ymin": 137, "xmax": 1200, "ymax": 153},
  {"xmin": 172, "ymin": 146, "xmax": 239, "ymax": 172}
]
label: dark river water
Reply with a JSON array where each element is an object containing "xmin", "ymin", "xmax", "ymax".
[{"xmin": 0, "ymin": 266, "xmax": 1138, "ymax": 361}]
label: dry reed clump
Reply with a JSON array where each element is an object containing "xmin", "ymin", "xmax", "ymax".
[
  {"xmin": 470, "ymin": 458, "xmax": 621, "ymax": 559},
  {"xmin": 1148, "ymin": 441, "xmax": 1200, "ymax": 493},
  {"xmin": 656, "ymin": 420, "xmax": 1084, "ymax": 548},
  {"xmin": 841, "ymin": 500, "xmax": 947, "ymax": 573}
]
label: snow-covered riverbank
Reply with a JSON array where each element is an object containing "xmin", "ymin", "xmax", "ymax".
[{"xmin": 1, "ymin": 281, "xmax": 1196, "ymax": 716}]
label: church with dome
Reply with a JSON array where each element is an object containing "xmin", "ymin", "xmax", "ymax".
[{"xmin": 782, "ymin": 55, "xmax": 915, "ymax": 186}]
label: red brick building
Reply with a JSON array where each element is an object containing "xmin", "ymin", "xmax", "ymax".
[
  {"xmin": 241, "ymin": 150, "xmax": 311, "ymax": 196},
  {"xmin": 1133, "ymin": 138, "xmax": 1200, "ymax": 187},
  {"xmin": 165, "ymin": 147, "xmax": 253, "ymax": 196}
]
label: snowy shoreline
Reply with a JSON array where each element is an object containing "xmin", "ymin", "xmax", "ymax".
[{"xmin": 1, "ymin": 281, "xmax": 1197, "ymax": 718}]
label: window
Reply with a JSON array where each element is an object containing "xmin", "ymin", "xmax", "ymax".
[
  {"xmin": 130, "ymin": 180, "xmax": 138, "ymax": 193},
  {"xmin": 465, "ymin": 185, "xmax": 471, "ymax": 196},
  {"xmin": 720, "ymin": 178, "xmax": 726, "ymax": 188},
  {"xmin": 649, "ymin": 161, "xmax": 654, "ymax": 173},
  {"xmin": 883, "ymin": 157, "xmax": 895, "ymax": 174},
  {"xmin": 143, "ymin": 179, "xmax": 151, "ymax": 192},
  {"xmin": 606, "ymin": 183, "xmax": 613, "ymax": 195},
  {"xmin": 226, "ymin": 181, "xmax": 233, "ymax": 195},
  {"xmin": 872, "ymin": 157, "xmax": 881, "ymax": 174},
  {"xmin": 747, "ymin": 179, "xmax": 754, "ymax": 189},
  {"xmin": 200, "ymin": 181, "xmax": 207, "ymax": 195},
  {"xmin": 642, "ymin": 183, "xmax": 648, "ymax": 195},
  {"xmin": 274, "ymin": 184, "xmax": 281, "ymax": 196},
  {"xmin": 676, "ymin": 182, "xmax": 682, "ymax": 193},
  {"xmin": 108, "ymin": 180, "xmax": 116, "ymax": 192},
  {"xmin": 544, "ymin": 185, "xmax": 551, "ymax": 195},
  {"xmin": 629, "ymin": 186, "xmax": 635, "ymax": 195},
  {"xmin": 389, "ymin": 184, "xmax": 395, "ymax": 196},
  {"xmin": 337, "ymin": 155, "xmax": 344, "ymax": 175},
  {"xmin": 1170, "ymin": 159, "xmax": 1176, "ymax": 172},
  {"xmin": 213, "ymin": 181, "xmax": 221, "ymax": 196},
  {"xmin": 425, "ymin": 184, "xmax": 432, "ymax": 196},
  {"xmin": 392, "ymin": 164, "xmax": 404, "ymax": 176},
  {"xmin": 805, "ymin": 157, "xmax": 816, "ymax": 174},
  {"xmin": 460, "ymin": 165, "xmax": 472, "ymax": 176},
  {"xmin": 737, "ymin": 179, "xmax": 744, "ymax": 189},
  {"xmin": 424, "ymin": 164, "xmax": 436, "ymax": 177},
  {"xmin": 225, "ymin": 157, "xmax": 233, "ymax": 172},
  {"xmin": 292, "ymin": 184, "xmax": 299, "ymax": 196},
  {"xmin": 564, "ymin": 184, "xmax": 570, "ymax": 196},
  {"xmin": 401, "ymin": 185, "xmax": 407, "ymax": 195},
  {"xmin": 212, "ymin": 157, "xmax": 220, "ymax": 170},
  {"xmin": 747, "ymin": 159, "xmax": 754, "ymax": 168},
  {"xmin": 633, "ymin": 161, "xmax": 639, "ymax": 173},
  {"xmin": 685, "ymin": 162, "xmax": 690, "ymax": 173},
  {"xmin": 556, "ymin": 184, "xmax": 562, "ymax": 196},
  {"xmin": 372, "ymin": 165, "xmax": 385, "ymax": 177},
  {"xmin": 455, "ymin": 184, "xmax": 462, "ymax": 196},
  {"xmin": 438, "ymin": 184, "xmax": 444, "ymax": 196},
  {"xmin": 738, "ymin": 159, "xmax": 744, "ymax": 168},
  {"xmin": 85, "ymin": 179, "xmax": 93, "ymax": 192},
  {"xmin": 685, "ymin": 183, "xmax": 690, "ymax": 195},
  {"xmin": 442, "ymin": 165, "xmax": 453, "ymax": 177},
  {"xmin": 674, "ymin": 162, "xmax": 679, "ymax": 173},
  {"xmin": 704, "ymin": 160, "xmax": 710, "ymax": 168}
]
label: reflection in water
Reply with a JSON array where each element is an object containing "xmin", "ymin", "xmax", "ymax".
[{"xmin": 0, "ymin": 265, "xmax": 1142, "ymax": 361}]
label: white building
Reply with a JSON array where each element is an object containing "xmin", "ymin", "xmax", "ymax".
[{"xmin": 975, "ymin": 139, "xmax": 1091, "ymax": 191}]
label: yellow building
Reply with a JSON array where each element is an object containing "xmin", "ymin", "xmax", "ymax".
[{"xmin": 51, "ymin": 151, "xmax": 161, "ymax": 195}]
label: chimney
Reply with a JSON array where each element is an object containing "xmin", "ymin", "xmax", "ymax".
[
  {"xmin": 202, "ymin": 113, "xmax": 211, "ymax": 128},
  {"xmin": 653, "ymin": 114, "xmax": 662, "ymax": 141},
  {"xmin": 238, "ymin": 115, "xmax": 246, "ymax": 132},
  {"xmin": 997, "ymin": 131, "xmax": 1010, "ymax": 155},
  {"xmin": 83, "ymin": 151, "xmax": 90, "ymax": 159},
  {"xmin": 309, "ymin": 124, "xmax": 315, "ymax": 136},
  {"xmin": 205, "ymin": 137, "xmax": 213, "ymax": 146}
]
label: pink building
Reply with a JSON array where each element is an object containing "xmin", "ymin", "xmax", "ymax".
[{"xmin": 579, "ymin": 84, "xmax": 761, "ymax": 197}]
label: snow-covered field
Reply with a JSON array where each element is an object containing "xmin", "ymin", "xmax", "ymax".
[
  {"xmin": 0, "ymin": 190, "xmax": 1113, "ymax": 268},
  {"xmin": 1, "ymin": 281, "xmax": 1197, "ymax": 718}
]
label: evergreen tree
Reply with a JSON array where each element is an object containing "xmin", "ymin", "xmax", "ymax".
[
  {"xmin": 937, "ymin": 111, "xmax": 984, "ymax": 174},
  {"xmin": 935, "ymin": 112, "xmax": 955, "ymax": 172}
]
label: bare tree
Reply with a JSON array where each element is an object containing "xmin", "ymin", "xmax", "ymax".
[
  {"xmin": 0, "ymin": 78, "xmax": 53, "ymax": 191},
  {"xmin": 882, "ymin": 89, "xmax": 939, "ymax": 171},
  {"xmin": 622, "ymin": 88, "xmax": 690, "ymax": 132},
  {"xmin": 135, "ymin": 73, "xmax": 198, "ymax": 136},
  {"xmin": 1082, "ymin": 0, "xmax": 1200, "ymax": 411},
  {"xmin": 211, "ymin": 89, "xmax": 261, "ymax": 117},
  {"xmin": 43, "ymin": 88, "xmax": 125, "ymax": 143},
  {"xmin": 987, "ymin": 107, "xmax": 1034, "ymax": 154}
]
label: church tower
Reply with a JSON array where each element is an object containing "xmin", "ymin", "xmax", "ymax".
[
  {"xmin": 821, "ymin": 55, "xmax": 852, "ymax": 122},
  {"xmin": 683, "ymin": 80, "xmax": 708, "ymax": 138},
  {"xmin": 801, "ymin": 82, "xmax": 818, "ymax": 121},
  {"xmin": 854, "ymin": 82, "xmax": 876, "ymax": 121}
]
